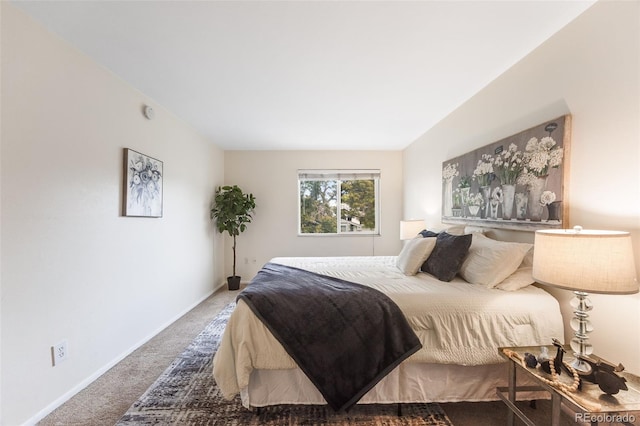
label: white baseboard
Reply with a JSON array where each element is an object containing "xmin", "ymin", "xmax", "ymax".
[{"xmin": 24, "ymin": 289, "xmax": 216, "ymax": 426}]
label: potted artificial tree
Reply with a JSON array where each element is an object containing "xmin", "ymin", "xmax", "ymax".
[{"xmin": 211, "ymin": 185, "xmax": 256, "ymax": 290}]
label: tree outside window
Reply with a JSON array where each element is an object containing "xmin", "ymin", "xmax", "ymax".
[{"xmin": 298, "ymin": 170, "xmax": 379, "ymax": 235}]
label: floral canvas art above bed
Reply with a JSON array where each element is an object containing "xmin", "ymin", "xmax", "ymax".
[{"xmin": 442, "ymin": 115, "xmax": 570, "ymax": 231}]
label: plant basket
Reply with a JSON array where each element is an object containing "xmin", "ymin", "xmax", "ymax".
[{"xmin": 227, "ymin": 276, "xmax": 241, "ymax": 291}]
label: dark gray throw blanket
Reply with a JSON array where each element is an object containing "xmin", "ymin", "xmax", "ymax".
[{"xmin": 237, "ymin": 262, "xmax": 422, "ymax": 412}]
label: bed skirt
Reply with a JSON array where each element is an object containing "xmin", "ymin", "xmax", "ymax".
[{"xmin": 240, "ymin": 361, "xmax": 546, "ymax": 409}]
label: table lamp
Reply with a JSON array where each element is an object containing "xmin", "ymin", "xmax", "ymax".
[
  {"xmin": 400, "ymin": 220, "xmax": 426, "ymax": 240},
  {"xmin": 532, "ymin": 226, "xmax": 638, "ymax": 371}
]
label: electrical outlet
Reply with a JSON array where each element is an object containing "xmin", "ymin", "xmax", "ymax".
[{"xmin": 51, "ymin": 340, "xmax": 68, "ymax": 366}]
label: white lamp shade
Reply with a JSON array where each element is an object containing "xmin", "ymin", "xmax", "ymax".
[
  {"xmin": 400, "ymin": 220, "xmax": 425, "ymax": 240},
  {"xmin": 533, "ymin": 228, "xmax": 639, "ymax": 294}
]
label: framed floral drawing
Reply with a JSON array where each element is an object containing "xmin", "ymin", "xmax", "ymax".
[
  {"xmin": 442, "ymin": 115, "xmax": 570, "ymax": 231},
  {"xmin": 122, "ymin": 148, "xmax": 163, "ymax": 217}
]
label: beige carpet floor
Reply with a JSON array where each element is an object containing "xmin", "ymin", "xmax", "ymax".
[{"xmin": 39, "ymin": 286, "xmax": 575, "ymax": 425}]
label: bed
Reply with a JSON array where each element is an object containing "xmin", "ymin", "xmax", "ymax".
[{"xmin": 213, "ymin": 230, "xmax": 565, "ymax": 410}]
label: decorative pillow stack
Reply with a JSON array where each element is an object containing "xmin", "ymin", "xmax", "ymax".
[
  {"xmin": 420, "ymin": 232, "xmax": 473, "ymax": 282},
  {"xmin": 459, "ymin": 233, "xmax": 533, "ymax": 288},
  {"xmin": 396, "ymin": 237, "xmax": 437, "ymax": 275},
  {"xmin": 398, "ymin": 226, "xmax": 536, "ymax": 289}
]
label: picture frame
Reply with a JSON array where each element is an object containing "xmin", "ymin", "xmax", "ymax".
[
  {"xmin": 122, "ymin": 148, "xmax": 163, "ymax": 217},
  {"xmin": 441, "ymin": 115, "xmax": 570, "ymax": 231}
]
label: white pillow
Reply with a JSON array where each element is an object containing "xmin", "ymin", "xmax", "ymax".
[
  {"xmin": 396, "ymin": 238, "xmax": 437, "ymax": 275},
  {"xmin": 459, "ymin": 233, "xmax": 533, "ymax": 288},
  {"xmin": 520, "ymin": 247, "xmax": 534, "ymax": 267},
  {"xmin": 496, "ymin": 267, "xmax": 535, "ymax": 291}
]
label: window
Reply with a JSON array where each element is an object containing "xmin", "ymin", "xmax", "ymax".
[{"xmin": 298, "ymin": 169, "xmax": 380, "ymax": 235}]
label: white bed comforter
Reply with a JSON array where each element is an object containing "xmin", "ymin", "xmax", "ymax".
[{"xmin": 213, "ymin": 256, "xmax": 564, "ymax": 399}]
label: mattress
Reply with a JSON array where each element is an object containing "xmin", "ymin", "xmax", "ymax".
[{"xmin": 213, "ymin": 255, "xmax": 564, "ymax": 401}]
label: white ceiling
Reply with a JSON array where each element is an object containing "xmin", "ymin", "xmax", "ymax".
[{"xmin": 12, "ymin": 1, "xmax": 594, "ymax": 150}]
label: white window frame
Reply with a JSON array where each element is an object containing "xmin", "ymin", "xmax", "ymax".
[{"xmin": 297, "ymin": 169, "xmax": 380, "ymax": 236}]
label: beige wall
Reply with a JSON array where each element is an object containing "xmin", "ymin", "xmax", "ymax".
[
  {"xmin": 404, "ymin": 1, "xmax": 640, "ymax": 371},
  {"xmin": 223, "ymin": 150, "xmax": 403, "ymax": 281},
  {"xmin": 1, "ymin": 4, "xmax": 225, "ymax": 424}
]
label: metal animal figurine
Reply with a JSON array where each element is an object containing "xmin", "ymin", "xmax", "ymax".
[{"xmin": 577, "ymin": 354, "xmax": 628, "ymax": 395}]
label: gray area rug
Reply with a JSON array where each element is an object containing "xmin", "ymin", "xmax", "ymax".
[{"xmin": 117, "ymin": 302, "xmax": 454, "ymax": 425}]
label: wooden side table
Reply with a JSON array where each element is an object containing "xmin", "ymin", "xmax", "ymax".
[{"xmin": 498, "ymin": 345, "xmax": 640, "ymax": 426}]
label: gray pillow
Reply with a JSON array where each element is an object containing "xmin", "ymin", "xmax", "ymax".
[
  {"xmin": 421, "ymin": 232, "xmax": 472, "ymax": 282},
  {"xmin": 419, "ymin": 229, "xmax": 439, "ymax": 238}
]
